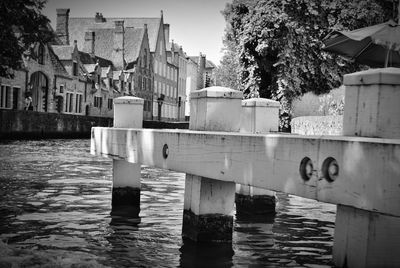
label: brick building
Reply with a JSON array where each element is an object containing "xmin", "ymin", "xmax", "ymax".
[
  {"xmin": 166, "ymin": 39, "xmax": 187, "ymax": 121},
  {"xmin": 57, "ymin": 9, "xmax": 173, "ymax": 119}
]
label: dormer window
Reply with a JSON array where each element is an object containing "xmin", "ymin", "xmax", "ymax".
[
  {"xmin": 73, "ymin": 61, "xmax": 78, "ymax": 76},
  {"xmin": 38, "ymin": 44, "xmax": 45, "ymax": 65}
]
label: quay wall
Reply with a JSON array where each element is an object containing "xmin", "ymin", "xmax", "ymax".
[
  {"xmin": 0, "ymin": 109, "xmax": 113, "ymax": 139},
  {"xmin": 0, "ymin": 110, "xmax": 189, "ymax": 139}
]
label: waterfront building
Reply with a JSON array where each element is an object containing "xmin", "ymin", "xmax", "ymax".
[
  {"xmin": 61, "ymin": 10, "xmax": 186, "ymax": 121},
  {"xmin": 184, "ymin": 54, "xmax": 216, "ymax": 119},
  {"xmin": 166, "ymin": 38, "xmax": 188, "ymax": 121},
  {"xmin": 51, "ymin": 40, "xmax": 117, "ymax": 117},
  {"xmin": 0, "ymin": 40, "xmax": 104, "ymax": 116}
]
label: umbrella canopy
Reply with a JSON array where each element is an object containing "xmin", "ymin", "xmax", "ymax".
[{"xmin": 322, "ymin": 20, "xmax": 400, "ymax": 68}]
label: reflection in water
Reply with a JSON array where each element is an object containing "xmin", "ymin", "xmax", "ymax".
[
  {"xmin": 180, "ymin": 239, "xmax": 234, "ymax": 268},
  {"xmin": 0, "ymin": 139, "xmax": 335, "ymax": 267}
]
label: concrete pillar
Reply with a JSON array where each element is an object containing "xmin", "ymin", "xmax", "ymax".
[
  {"xmin": 112, "ymin": 96, "xmax": 143, "ymax": 217},
  {"xmin": 236, "ymin": 98, "xmax": 280, "ymax": 217},
  {"xmin": 333, "ymin": 68, "xmax": 400, "ymax": 267},
  {"xmin": 183, "ymin": 86, "xmax": 242, "ymax": 242}
]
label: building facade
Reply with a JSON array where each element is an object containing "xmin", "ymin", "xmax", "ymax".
[{"xmin": 58, "ymin": 10, "xmax": 154, "ymax": 119}]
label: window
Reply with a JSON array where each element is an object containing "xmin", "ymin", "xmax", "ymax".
[
  {"xmin": 109, "ymin": 78, "xmax": 113, "ymax": 89},
  {"xmin": 142, "ymin": 77, "xmax": 145, "ymax": 91},
  {"xmin": 108, "ymin": 98, "xmax": 113, "ymax": 110},
  {"xmin": 59, "ymin": 84, "xmax": 64, "ymax": 93},
  {"xmin": 94, "ymin": 96, "xmax": 102, "ymax": 108},
  {"xmin": 75, "ymin": 94, "xmax": 82, "ymax": 113},
  {"xmin": 73, "ymin": 61, "xmax": 78, "ymax": 76},
  {"xmin": 38, "ymin": 44, "xmax": 45, "ymax": 65},
  {"xmin": 120, "ymin": 80, "xmax": 124, "ymax": 92},
  {"xmin": 65, "ymin": 93, "xmax": 74, "ymax": 113},
  {"xmin": 144, "ymin": 49, "xmax": 147, "ymax": 68},
  {"xmin": 128, "ymin": 82, "xmax": 132, "ymax": 93},
  {"xmin": 0, "ymin": 85, "xmax": 11, "ymax": 109}
]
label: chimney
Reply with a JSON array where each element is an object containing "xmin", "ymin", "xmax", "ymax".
[
  {"xmin": 113, "ymin": 20, "xmax": 125, "ymax": 69},
  {"xmin": 84, "ymin": 31, "xmax": 95, "ymax": 55},
  {"xmin": 95, "ymin": 12, "xmax": 105, "ymax": 23},
  {"xmin": 164, "ymin": 24, "xmax": 170, "ymax": 44},
  {"xmin": 56, "ymin": 9, "xmax": 70, "ymax": 45},
  {"xmin": 197, "ymin": 53, "xmax": 206, "ymax": 89}
]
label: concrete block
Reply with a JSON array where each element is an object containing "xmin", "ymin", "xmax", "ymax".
[
  {"xmin": 343, "ymin": 68, "xmax": 400, "ymax": 138},
  {"xmin": 113, "ymin": 96, "xmax": 144, "ymax": 128},
  {"xmin": 189, "ymin": 86, "xmax": 243, "ymax": 132},
  {"xmin": 333, "ymin": 205, "xmax": 400, "ymax": 268}
]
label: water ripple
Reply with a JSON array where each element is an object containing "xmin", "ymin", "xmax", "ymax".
[{"xmin": 0, "ymin": 139, "xmax": 335, "ymax": 267}]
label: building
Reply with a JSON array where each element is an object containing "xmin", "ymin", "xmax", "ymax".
[
  {"xmin": 56, "ymin": 10, "xmax": 155, "ymax": 119},
  {"xmin": 184, "ymin": 54, "xmax": 216, "ymax": 119},
  {"xmin": 60, "ymin": 10, "xmax": 180, "ymax": 120},
  {"xmin": 166, "ymin": 39, "xmax": 188, "ymax": 121},
  {"xmin": 51, "ymin": 40, "xmax": 117, "ymax": 117},
  {"xmin": 0, "ymin": 40, "xmax": 104, "ymax": 117}
]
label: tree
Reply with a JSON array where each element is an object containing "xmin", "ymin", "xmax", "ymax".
[
  {"xmin": 220, "ymin": 0, "xmax": 393, "ymax": 129},
  {"xmin": 0, "ymin": 0, "xmax": 53, "ymax": 78},
  {"xmin": 214, "ymin": 37, "xmax": 241, "ymax": 90}
]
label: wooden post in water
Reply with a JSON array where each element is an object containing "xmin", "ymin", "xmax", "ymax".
[
  {"xmin": 236, "ymin": 98, "xmax": 280, "ymax": 218},
  {"xmin": 182, "ymin": 86, "xmax": 242, "ymax": 242},
  {"xmin": 333, "ymin": 68, "xmax": 400, "ymax": 267},
  {"xmin": 111, "ymin": 96, "xmax": 144, "ymax": 217}
]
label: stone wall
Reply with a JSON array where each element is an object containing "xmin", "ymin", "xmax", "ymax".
[
  {"xmin": 0, "ymin": 109, "xmax": 112, "ymax": 139},
  {"xmin": 291, "ymin": 115, "xmax": 343, "ymax": 135}
]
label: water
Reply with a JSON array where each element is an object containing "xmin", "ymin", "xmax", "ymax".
[{"xmin": 0, "ymin": 139, "xmax": 336, "ymax": 267}]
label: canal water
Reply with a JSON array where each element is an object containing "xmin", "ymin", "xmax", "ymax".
[{"xmin": 0, "ymin": 139, "xmax": 336, "ymax": 267}]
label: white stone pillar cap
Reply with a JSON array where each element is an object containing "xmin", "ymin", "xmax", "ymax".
[
  {"xmin": 190, "ymin": 86, "xmax": 243, "ymax": 99},
  {"xmin": 242, "ymin": 98, "xmax": 280, "ymax": 107},
  {"xmin": 114, "ymin": 96, "xmax": 144, "ymax": 105},
  {"xmin": 344, "ymin": 67, "xmax": 400, "ymax": 85}
]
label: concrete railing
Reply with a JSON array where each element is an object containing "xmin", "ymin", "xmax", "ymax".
[{"xmin": 91, "ymin": 68, "xmax": 400, "ymax": 268}]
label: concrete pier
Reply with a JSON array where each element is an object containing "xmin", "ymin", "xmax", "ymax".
[
  {"xmin": 182, "ymin": 86, "xmax": 242, "ymax": 242},
  {"xmin": 333, "ymin": 68, "xmax": 400, "ymax": 268},
  {"xmin": 111, "ymin": 96, "xmax": 143, "ymax": 217},
  {"xmin": 236, "ymin": 98, "xmax": 279, "ymax": 217},
  {"xmin": 91, "ymin": 70, "xmax": 400, "ymax": 266}
]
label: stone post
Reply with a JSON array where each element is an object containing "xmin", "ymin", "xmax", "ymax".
[
  {"xmin": 236, "ymin": 98, "xmax": 280, "ymax": 218},
  {"xmin": 182, "ymin": 86, "xmax": 242, "ymax": 242},
  {"xmin": 333, "ymin": 68, "xmax": 400, "ymax": 267},
  {"xmin": 112, "ymin": 96, "xmax": 143, "ymax": 217}
]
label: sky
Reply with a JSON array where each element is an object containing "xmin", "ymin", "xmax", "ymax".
[{"xmin": 43, "ymin": 0, "xmax": 232, "ymax": 66}]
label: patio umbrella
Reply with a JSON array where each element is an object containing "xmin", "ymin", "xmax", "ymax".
[{"xmin": 322, "ymin": 20, "xmax": 400, "ymax": 68}]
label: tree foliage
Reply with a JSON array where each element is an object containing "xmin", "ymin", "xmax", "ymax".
[
  {"xmin": 219, "ymin": 0, "xmax": 393, "ymax": 102},
  {"xmin": 0, "ymin": 0, "xmax": 53, "ymax": 78}
]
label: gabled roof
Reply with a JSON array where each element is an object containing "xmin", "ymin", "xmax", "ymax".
[
  {"xmin": 124, "ymin": 27, "xmax": 145, "ymax": 63},
  {"xmin": 90, "ymin": 27, "xmax": 145, "ymax": 66},
  {"xmin": 51, "ymin": 45, "xmax": 74, "ymax": 60},
  {"xmin": 78, "ymin": 49, "xmax": 113, "ymax": 68},
  {"xmin": 69, "ymin": 17, "xmax": 160, "ymax": 52},
  {"xmin": 83, "ymin": 64, "xmax": 97, "ymax": 73},
  {"xmin": 47, "ymin": 45, "xmax": 69, "ymax": 76}
]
